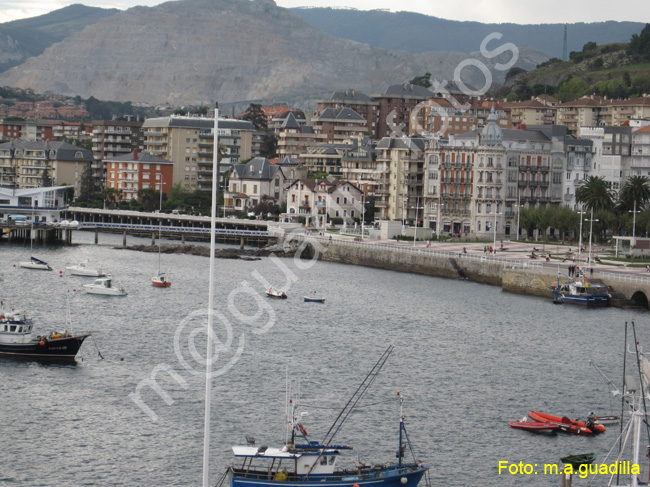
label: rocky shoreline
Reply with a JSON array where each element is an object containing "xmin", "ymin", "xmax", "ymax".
[{"xmin": 120, "ymin": 243, "xmax": 300, "ymax": 260}]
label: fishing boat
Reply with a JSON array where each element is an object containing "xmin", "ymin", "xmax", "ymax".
[
  {"xmin": 83, "ymin": 277, "xmax": 127, "ymax": 296},
  {"xmin": 19, "ymin": 256, "xmax": 52, "ymax": 271},
  {"xmin": 267, "ymin": 288, "xmax": 287, "ymax": 299},
  {"xmin": 226, "ymin": 346, "xmax": 429, "ymax": 487},
  {"xmin": 508, "ymin": 420, "xmax": 559, "ymax": 434},
  {"xmin": 151, "ymin": 180, "xmax": 171, "ymax": 288},
  {"xmin": 303, "ymin": 291, "xmax": 325, "ymax": 303},
  {"xmin": 547, "ymin": 273, "xmax": 610, "ymax": 307},
  {"xmin": 66, "ymin": 261, "xmax": 106, "ymax": 277},
  {"xmin": 0, "ymin": 305, "xmax": 90, "ymax": 359},
  {"xmin": 527, "ymin": 411, "xmax": 605, "ymax": 435}
]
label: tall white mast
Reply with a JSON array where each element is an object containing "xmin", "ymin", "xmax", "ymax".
[{"xmin": 202, "ymin": 101, "xmax": 219, "ymax": 487}]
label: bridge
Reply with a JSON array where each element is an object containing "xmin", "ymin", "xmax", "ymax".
[{"xmin": 60, "ymin": 207, "xmax": 274, "ymax": 246}]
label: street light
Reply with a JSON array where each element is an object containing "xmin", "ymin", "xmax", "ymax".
[
  {"xmin": 515, "ymin": 189, "xmax": 521, "ymax": 241},
  {"xmin": 492, "ymin": 208, "xmax": 501, "ymax": 255},
  {"xmin": 630, "ymin": 200, "xmax": 640, "ymax": 247},
  {"xmin": 577, "ymin": 206, "xmax": 586, "ymax": 262},
  {"xmin": 586, "ymin": 207, "xmax": 599, "ymax": 268},
  {"xmin": 361, "ymin": 193, "xmax": 365, "ymax": 239},
  {"xmin": 412, "ymin": 196, "xmax": 423, "ymax": 247}
]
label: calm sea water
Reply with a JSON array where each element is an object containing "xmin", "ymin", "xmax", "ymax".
[{"xmin": 1, "ymin": 231, "xmax": 649, "ymax": 486}]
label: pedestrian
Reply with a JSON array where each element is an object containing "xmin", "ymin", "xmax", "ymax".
[
  {"xmin": 426, "ymin": 240, "xmax": 431, "ymax": 248},
  {"xmin": 590, "ymin": 267, "xmax": 594, "ymax": 278},
  {"xmin": 568, "ymin": 265, "xmax": 572, "ymax": 276}
]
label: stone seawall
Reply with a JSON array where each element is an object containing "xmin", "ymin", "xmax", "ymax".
[{"xmin": 300, "ymin": 237, "xmax": 541, "ymax": 289}]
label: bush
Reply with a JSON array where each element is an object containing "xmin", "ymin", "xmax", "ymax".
[{"xmin": 330, "ymin": 217, "xmax": 343, "ymax": 225}]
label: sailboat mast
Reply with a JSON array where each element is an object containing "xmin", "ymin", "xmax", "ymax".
[
  {"xmin": 158, "ymin": 175, "xmax": 163, "ymax": 274},
  {"xmin": 202, "ymin": 101, "xmax": 219, "ymax": 487}
]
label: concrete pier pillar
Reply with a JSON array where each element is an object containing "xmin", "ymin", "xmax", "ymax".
[
  {"xmin": 152, "ymin": 232, "xmax": 156, "ymax": 246},
  {"xmin": 240, "ymin": 237, "xmax": 244, "ymax": 249},
  {"xmin": 182, "ymin": 233, "xmax": 185, "ymax": 245},
  {"xmin": 95, "ymin": 229, "xmax": 99, "ymax": 244},
  {"xmin": 123, "ymin": 231, "xmax": 127, "ymax": 247}
]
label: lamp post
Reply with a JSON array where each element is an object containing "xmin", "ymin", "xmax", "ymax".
[
  {"xmin": 492, "ymin": 208, "xmax": 501, "ymax": 255},
  {"xmin": 412, "ymin": 196, "xmax": 423, "ymax": 247},
  {"xmin": 577, "ymin": 206, "xmax": 586, "ymax": 262},
  {"xmin": 361, "ymin": 192, "xmax": 365, "ymax": 239},
  {"xmin": 630, "ymin": 200, "xmax": 640, "ymax": 248},
  {"xmin": 586, "ymin": 207, "xmax": 599, "ymax": 269},
  {"xmin": 516, "ymin": 189, "xmax": 521, "ymax": 241}
]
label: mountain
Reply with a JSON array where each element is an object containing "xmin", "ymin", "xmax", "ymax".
[
  {"xmin": 0, "ymin": 4, "xmax": 119, "ymax": 73},
  {"xmin": 0, "ymin": 0, "xmax": 547, "ymax": 107},
  {"xmin": 290, "ymin": 7, "xmax": 646, "ymax": 59}
]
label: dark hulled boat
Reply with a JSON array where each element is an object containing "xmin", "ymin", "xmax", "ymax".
[{"xmin": 0, "ymin": 308, "xmax": 90, "ymax": 360}]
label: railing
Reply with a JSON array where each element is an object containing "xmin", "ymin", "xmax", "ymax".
[
  {"xmin": 600, "ymin": 272, "xmax": 650, "ymax": 284},
  {"xmin": 271, "ymin": 232, "xmax": 543, "ymax": 271},
  {"xmin": 82, "ymin": 222, "xmax": 269, "ymax": 237}
]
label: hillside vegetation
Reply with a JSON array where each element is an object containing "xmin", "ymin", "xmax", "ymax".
[{"xmin": 502, "ymin": 24, "xmax": 650, "ymax": 102}]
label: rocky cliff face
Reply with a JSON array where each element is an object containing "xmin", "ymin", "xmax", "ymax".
[{"xmin": 0, "ymin": 0, "xmax": 546, "ymax": 106}]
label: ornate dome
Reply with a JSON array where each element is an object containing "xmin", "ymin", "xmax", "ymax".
[{"xmin": 480, "ymin": 108, "xmax": 503, "ymax": 146}]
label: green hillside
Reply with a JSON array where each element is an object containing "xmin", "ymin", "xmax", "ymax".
[{"xmin": 502, "ymin": 25, "xmax": 650, "ymax": 102}]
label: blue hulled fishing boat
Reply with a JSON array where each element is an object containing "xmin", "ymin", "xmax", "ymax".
[
  {"xmin": 226, "ymin": 346, "xmax": 429, "ymax": 487},
  {"xmin": 548, "ymin": 273, "xmax": 610, "ymax": 307}
]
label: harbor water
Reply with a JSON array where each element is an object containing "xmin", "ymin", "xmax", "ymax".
[{"xmin": 1, "ymin": 232, "xmax": 649, "ymax": 486}]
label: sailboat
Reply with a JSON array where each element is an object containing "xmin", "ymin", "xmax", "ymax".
[
  {"xmin": 151, "ymin": 178, "xmax": 171, "ymax": 288},
  {"xmin": 593, "ymin": 322, "xmax": 650, "ymax": 487},
  {"xmin": 19, "ymin": 211, "xmax": 52, "ymax": 271}
]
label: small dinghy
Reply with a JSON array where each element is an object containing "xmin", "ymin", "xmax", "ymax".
[
  {"xmin": 266, "ymin": 288, "xmax": 287, "ymax": 299},
  {"xmin": 508, "ymin": 420, "xmax": 559, "ymax": 434}
]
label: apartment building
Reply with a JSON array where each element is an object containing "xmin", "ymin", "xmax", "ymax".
[
  {"xmin": 0, "ymin": 140, "xmax": 94, "ymax": 195},
  {"xmin": 104, "ymin": 150, "xmax": 173, "ymax": 201},
  {"xmin": 141, "ymin": 115, "xmax": 255, "ymax": 191},
  {"xmin": 276, "ymin": 113, "xmax": 328, "ymax": 159},
  {"xmin": 317, "ymin": 90, "xmax": 379, "ymax": 137},
  {"xmin": 423, "ymin": 115, "xmax": 568, "ymax": 239},
  {"xmin": 374, "ymin": 136, "xmax": 426, "ymax": 222},
  {"xmin": 501, "ymin": 99, "xmax": 556, "ymax": 128},
  {"xmin": 373, "ymin": 84, "xmax": 434, "ymax": 139},
  {"xmin": 310, "ymin": 107, "xmax": 369, "ymax": 143}
]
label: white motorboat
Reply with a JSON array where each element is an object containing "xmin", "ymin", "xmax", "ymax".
[
  {"xmin": 19, "ymin": 256, "xmax": 52, "ymax": 271},
  {"xmin": 83, "ymin": 277, "xmax": 127, "ymax": 296},
  {"xmin": 66, "ymin": 261, "xmax": 106, "ymax": 277}
]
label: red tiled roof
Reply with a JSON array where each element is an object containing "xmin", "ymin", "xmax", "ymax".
[{"xmin": 634, "ymin": 125, "xmax": 650, "ymax": 133}]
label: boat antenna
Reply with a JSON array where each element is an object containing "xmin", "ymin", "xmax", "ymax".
[
  {"xmin": 202, "ymin": 101, "xmax": 220, "ymax": 487},
  {"xmin": 320, "ymin": 343, "xmax": 395, "ymax": 447}
]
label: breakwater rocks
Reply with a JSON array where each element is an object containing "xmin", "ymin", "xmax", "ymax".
[{"xmin": 121, "ymin": 242, "xmax": 300, "ymax": 260}]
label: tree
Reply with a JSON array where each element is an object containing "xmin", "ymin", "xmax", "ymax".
[
  {"xmin": 260, "ymin": 131, "xmax": 278, "ymax": 158},
  {"xmin": 40, "ymin": 168, "xmax": 53, "ymax": 187},
  {"xmin": 101, "ymin": 187, "xmax": 123, "ymax": 209},
  {"xmin": 137, "ymin": 188, "xmax": 160, "ymax": 212},
  {"xmin": 409, "ymin": 72, "xmax": 432, "ymax": 88},
  {"xmin": 619, "ymin": 175, "xmax": 650, "ymax": 212},
  {"xmin": 555, "ymin": 77, "xmax": 590, "ymax": 102},
  {"xmin": 575, "ymin": 176, "xmax": 615, "ymax": 212},
  {"xmin": 505, "ymin": 67, "xmax": 526, "ymax": 81},
  {"xmin": 78, "ymin": 162, "xmax": 98, "ymax": 203},
  {"xmin": 242, "ymin": 103, "xmax": 267, "ymax": 130},
  {"xmin": 629, "ymin": 24, "xmax": 650, "ymax": 61}
]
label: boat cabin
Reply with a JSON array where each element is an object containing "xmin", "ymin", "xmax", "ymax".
[
  {"xmin": 0, "ymin": 311, "xmax": 33, "ymax": 343},
  {"xmin": 232, "ymin": 441, "xmax": 349, "ymax": 479}
]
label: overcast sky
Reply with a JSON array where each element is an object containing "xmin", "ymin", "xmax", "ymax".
[{"xmin": 1, "ymin": 0, "xmax": 649, "ymax": 24}]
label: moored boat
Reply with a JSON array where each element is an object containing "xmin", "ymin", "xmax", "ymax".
[
  {"xmin": 303, "ymin": 291, "xmax": 325, "ymax": 303},
  {"xmin": 508, "ymin": 420, "xmax": 559, "ymax": 433},
  {"xmin": 151, "ymin": 274, "xmax": 171, "ymax": 288},
  {"xmin": 560, "ymin": 453, "xmax": 595, "ymax": 468},
  {"xmin": 548, "ymin": 273, "xmax": 610, "ymax": 307},
  {"xmin": 267, "ymin": 288, "xmax": 287, "ymax": 299},
  {"xmin": 226, "ymin": 347, "xmax": 429, "ymax": 487},
  {"xmin": 19, "ymin": 256, "xmax": 52, "ymax": 271},
  {"xmin": 66, "ymin": 261, "xmax": 106, "ymax": 277},
  {"xmin": 528, "ymin": 411, "xmax": 605, "ymax": 435},
  {"xmin": 84, "ymin": 277, "xmax": 127, "ymax": 296},
  {"xmin": 0, "ymin": 307, "xmax": 89, "ymax": 360}
]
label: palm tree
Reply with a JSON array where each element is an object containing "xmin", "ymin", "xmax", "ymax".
[
  {"xmin": 619, "ymin": 175, "xmax": 650, "ymax": 212},
  {"xmin": 575, "ymin": 176, "xmax": 615, "ymax": 211}
]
